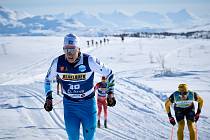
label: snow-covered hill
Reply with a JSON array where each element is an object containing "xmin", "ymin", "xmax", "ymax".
[
  {"xmin": 71, "ymin": 11, "xmax": 106, "ymax": 27},
  {"xmin": 133, "ymin": 11, "xmax": 166, "ymax": 25},
  {"xmin": 99, "ymin": 10, "xmax": 132, "ymax": 27},
  {"xmin": 166, "ymin": 9, "xmax": 194, "ymax": 24},
  {"xmin": 0, "ymin": 36, "xmax": 210, "ymax": 140},
  {"xmin": 0, "ymin": 6, "xmax": 210, "ymax": 36}
]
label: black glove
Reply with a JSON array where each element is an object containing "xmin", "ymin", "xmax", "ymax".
[
  {"xmin": 107, "ymin": 92, "xmax": 116, "ymax": 107},
  {"xmin": 44, "ymin": 92, "xmax": 53, "ymax": 112},
  {"xmin": 168, "ymin": 112, "xmax": 176, "ymax": 126},
  {"xmin": 169, "ymin": 117, "xmax": 176, "ymax": 126},
  {"xmin": 194, "ymin": 113, "xmax": 200, "ymax": 122},
  {"xmin": 195, "ymin": 109, "xmax": 201, "ymax": 122},
  {"xmin": 194, "ymin": 108, "xmax": 201, "ymax": 122},
  {"xmin": 107, "ymin": 97, "xmax": 116, "ymax": 107}
]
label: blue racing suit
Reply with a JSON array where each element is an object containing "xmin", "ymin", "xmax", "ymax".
[{"xmin": 44, "ymin": 53, "xmax": 114, "ymax": 140}]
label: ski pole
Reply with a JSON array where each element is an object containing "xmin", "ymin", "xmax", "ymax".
[{"xmin": 170, "ymin": 126, "xmax": 174, "ymax": 140}]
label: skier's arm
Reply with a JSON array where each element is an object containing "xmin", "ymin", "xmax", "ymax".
[
  {"xmin": 165, "ymin": 94, "xmax": 176, "ymax": 125},
  {"xmin": 89, "ymin": 56, "xmax": 114, "ymax": 93},
  {"xmin": 44, "ymin": 58, "xmax": 58, "ymax": 98},
  {"xmin": 165, "ymin": 94, "xmax": 174, "ymax": 117},
  {"xmin": 194, "ymin": 92, "xmax": 204, "ymax": 113},
  {"xmin": 165, "ymin": 99, "xmax": 172, "ymax": 114},
  {"xmin": 94, "ymin": 83, "xmax": 100, "ymax": 91}
]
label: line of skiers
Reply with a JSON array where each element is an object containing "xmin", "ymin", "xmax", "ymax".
[{"xmin": 87, "ymin": 38, "xmax": 109, "ymax": 47}]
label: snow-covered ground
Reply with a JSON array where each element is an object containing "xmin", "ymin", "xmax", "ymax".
[{"xmin": 0, "ymin": 36, "xmax": 210, "ymax": 140}]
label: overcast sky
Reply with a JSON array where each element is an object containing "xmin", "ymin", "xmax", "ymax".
[{"xmin": 1, "ymin": 0, "xmax": 210, "ymax": 16}]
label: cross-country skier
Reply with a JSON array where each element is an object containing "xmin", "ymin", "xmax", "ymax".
[
  {"xmin": 165, "ymin": 84, "xmax": 204, "ymax": 140},
  {"xmin": 94, "ymin": 76, "xmax": 115, "ymax": 128},
  {"xmin": 44, "ymin": 33, "xmax": 116, "ymax": 140}
]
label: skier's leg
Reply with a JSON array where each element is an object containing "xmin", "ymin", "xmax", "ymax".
[
  {"xmin": 81, "ymin": 98, "xmax": 97, "ymax": 140},
  {"xmin": 186, "ymin": 110, "xmax": 196, "ymax": 140},
  {"xmin": 63, "ymin": 99, "xmax": 80, "ymax": 140},
  {"xmin": 175, "ymin": 111, "xmax": 185, "ymax": 140},
  {"xmin": 177, "ymin": 120, "xmax": 185, "ymax": 140},
  {"xmin": 97, "ymin": 99, "xmax": 102, "ymax": 128},
  {"xmin": 187, "ymin": 120, "xmax": 196, "ymax": 140},
  {"xmin": 97, "ymin": 101, "xmax": 102, "ymax": 128},
  {"xmin": 82, "ymin": 112, "xmax": 97, "ymax": 140},
  {"xmin": 64, "ymin": 114, "xmax": 80, "ymax": 140},
  {"xmin": 97, "ymin": 100, "xmax": 102, "ymax": 121},
  {"xmin": 103, "ymin": 100, "xmax": 108, "ymax": 120},
  {"xmin": 103, "ymin": 99, "xmax": 108, "ymax": 128}
]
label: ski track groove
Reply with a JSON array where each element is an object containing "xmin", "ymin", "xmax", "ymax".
[
  {"xmin": 120, "ymin": 77, "xmax": 167, "ymax": 102},
  {"xmin": 118, "ymin": 77, "xmax": 166, "ymax": 112},
  {"xmin": 100, "ymin": 128, "xmax": 135, "ymax": 140},
  {"xmin": 115, "ymin": 79, "xmax": 162, "ymax": 114},
  {"xmin": 111, "ymin": 108, "xmax": 168, "ymax": 139},
  {"xmin": 115, "ymin": 88, "xmax": 156, "ymax": 115},
  {"xmin": 110, "ymin": 88, "xmax": 168, "ymax": 139},
  {"xmin": 29, "ymin": 87, "xmax": 137, "ymax": 140},
  {"xmin": 108, "ymin": 110, "xmax": 145, "ymax": 138},
  {"xmin": 10, "ymin": 85, "xmax": 65, "ymax": 130},
  {"xmin": 17, "ymin": 85, "xmax": 134, "ymax": 140},
  {"xmin": 113, "ymin": 77, "xmax": 169, "ymax": 139},
  {"xmin": 2, "ymin": 85, "xmax": 136, "ymax": 140},
  {"xmin": 0, "ymin": 87, "xmax": 67, "ymax": 139}
]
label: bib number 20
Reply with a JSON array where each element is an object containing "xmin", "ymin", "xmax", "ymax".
[{"xmin": 69, "ymin": 84, "xmax": 80, "ymax": 90}]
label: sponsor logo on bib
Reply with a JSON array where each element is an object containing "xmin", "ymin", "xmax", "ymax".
[
  {"xmin": 62, "ymin": 73, "xmax": 86, "ymax": 80},
  {"xmin": 79, "ymin": 65, "xmax": 86, "ymax": 72}
]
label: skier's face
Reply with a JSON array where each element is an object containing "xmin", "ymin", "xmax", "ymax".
[
  {"xmin": 63, "ymin": 45, "xmax": 80, "ymax": 63},
  {"xmin": 178, "ymin": 87, "xmax": 188, "ymax": 93},
  {"xmin": 101, "ymin": 76, "xmax": 106, "ymax": 83}
]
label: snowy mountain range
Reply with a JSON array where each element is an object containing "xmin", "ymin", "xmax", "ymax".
[{"xmin": 0, "ymin": 6, "xmax": 209, "ymax": 36}]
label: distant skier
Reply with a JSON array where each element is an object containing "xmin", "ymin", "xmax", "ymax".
[
  {"xmin": 106, "ymin": 39, "xmax": 109, "ymax": 44},
  {"xmin": 95, "ymin": 41, "xmax": 98, "ymax": 47},
  {"xmin": 121, "ymin": 35, "xmax": 124, "ymax": 42},
  {"xmin": 99, "ymin": 40, "xmax": 103, "ymax": 45},
  {"xmin": 44, "ymin": 33, "xmax": 116, "ymax": 140},
  {"xmin": 87, "ymin": 40, "xmax": 90, "ymax": 47},
  {"xmin": 165, "ymin": 84, "xmax": 204, "ymax": 140},
  {"xmin": 94, "ymin": 76, "xmax": 116, "ymax": 128},
  {"xmin": 91, "ymin": 40, "xmax": 94, "ymax": 46}
]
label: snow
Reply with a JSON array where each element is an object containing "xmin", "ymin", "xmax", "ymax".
[{"xmin": 0, "ymin": 36, "xmax": 210, "ymax": 140}]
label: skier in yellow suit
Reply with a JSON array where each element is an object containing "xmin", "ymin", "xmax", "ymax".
[{"xmin": 165, "ymin": 84, "xmax": 204, "ymax": 140}]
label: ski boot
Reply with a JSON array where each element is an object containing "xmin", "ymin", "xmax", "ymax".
[
  {"xmin": 104, "ymin": 120, "xmax": 107, "ymax": 128},
  {"xmin": 97, "ymin": 120, "xmax": 100, "ymax": 128}
]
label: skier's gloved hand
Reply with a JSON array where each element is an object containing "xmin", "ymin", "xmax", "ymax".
[
  {"xmin": 169, "ymin": 117, "xmax": 176, "ymax": 126},
  {"xmin": 194, "ymin": 113, "xmax": 200, "ymax": 122},
  {"xmin": 168, "ymin": 112, "xmax": 176, "ymax": 126},
  {"xmin": 195, "ymin": 109, "xmax": 201, "ymax": 122},
  {"xmin": 107, "ymin": 92, "xmax": 116, "ymax": 107},
  {"xmin": 44, "ymin": 91, "xmax": 53, "ymax": 112}
]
